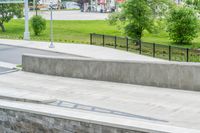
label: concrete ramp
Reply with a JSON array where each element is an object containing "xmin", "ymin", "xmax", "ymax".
[{"xmin": 0, "ymin": 71, "xmax": 200, "ymax": 131}]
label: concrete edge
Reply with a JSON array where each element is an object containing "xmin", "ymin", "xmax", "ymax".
[
  {"xmin": 0, "ymin": 100, "xmax": 199, "ymax": 133},
  {"xmin": 22, "ymin": 53, "xmax": 200, "ymax": 66},
  {"xmin": 0, "ymin": 61, "xmax": 17, "ymax": 69},
  {"xmin": 22, "ymin": 54, "xmax": 200, "ymax": 91},
  {"xmin": 0, "ymin": 95, "xmax": 57, "ymax": 104}
]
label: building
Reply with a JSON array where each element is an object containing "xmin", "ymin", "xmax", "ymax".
[
  {"xmin": 39, "ymin": 0, "xmax": 60, "ymax": 5},
  {"xmin": 81, "ymin": 0, "xmax": 183, "ymax": 13},
  {"xmin": 29, "ymin": 0, "xmax": 61, "ymax": 10},
  {"xmin": 81, "ymin": 0, "xmax": 124, "ymax": 12}
]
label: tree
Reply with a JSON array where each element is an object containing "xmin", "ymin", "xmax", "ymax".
[
  {"xmin": 29, "ymin": 0, "xmax": 40, "ymax": 16},
  {"xmin": 167, "ymin": 7, "xmax": 199, "ymax": 44},
  {"xmin": 108, "ymin": 0, "xmax": 172, "ymax": 42},
  {"xmin": 184, "ymin": 0, "xmax": 200, "ymax": 10},
  {"xmin": 123, "ymin": 0, "xmax": 153, "ymax": 41},
  {"xmin": 31, "ymin": 15, "xmax": 46, "ymax": 36},
  {"xmin": 0, "ymin": 4, "xmax": 23, "ymax": 32}
]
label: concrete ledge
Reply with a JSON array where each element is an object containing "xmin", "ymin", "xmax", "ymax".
[
  {"xmin": 0, "ymin": 100, "xmax": 199, "ymax": 133},
  {"xmin": 22, "ymin": 54, "xmax": 200, "ymax": 91}
]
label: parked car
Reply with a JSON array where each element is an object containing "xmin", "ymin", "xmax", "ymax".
[
  {"xmin": 48, "ymin": 4, "xmax": 58, "ymax": 10},
  {"xmin": 62, "ymin": 1, "xmax": 80, "ymax": 10}
]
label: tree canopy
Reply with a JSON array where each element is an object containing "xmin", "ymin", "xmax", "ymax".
[
  {"xmin": 184, "ymin": 0, "xmax": 200, "ymax": 10},
  {"xmin": 0, "ymin": 4, "xmax": 23, "ymax": 32},
  {"xmin": 108, "ymin": 0, "xmax": 172, "ymax": 41}
]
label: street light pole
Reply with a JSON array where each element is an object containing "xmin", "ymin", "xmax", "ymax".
[
  {"xmin": 49, "ymin": 1, "xmax": 54, "ymax": 48},
  {"xmin": 24, "ymin": 0, "xmax": 30, "ymax": 40},
  {"xmin": 33, "ymin": 0, "xmax": 35, "ymax": 11}
]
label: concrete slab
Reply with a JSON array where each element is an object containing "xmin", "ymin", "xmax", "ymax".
[
  {"xmin": 0, "ymin": 39, "xmax": 165, "ymax": 62},
  {"xmin": 0, "ymin": 71, "xmax": 200, "ymax": 130}
]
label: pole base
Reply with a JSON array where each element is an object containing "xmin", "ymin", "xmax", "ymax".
[
  {"xmin": 49, "ymin": 42, "xmax": 55, "ymax": 48},
  {"xmin": 23, "ymin": 32, "xmax": 30, "ymax": 40}
]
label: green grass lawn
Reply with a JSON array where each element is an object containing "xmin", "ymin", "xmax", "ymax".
[
  {"xmin": 1, "ymin": 19, "xmax": 200, "ymax": 49},
  {"xmin": 143, "ymin": 31, "xmax": 200, "ymax": 49},
  {"xmin": 1, "ymin": 19, "xmax": 122, "ymax": 44}
]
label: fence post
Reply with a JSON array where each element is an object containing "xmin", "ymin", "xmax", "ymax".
[
  {"xmin": 186, "ymin": 48, "xmax": 189, "ymax": 62},
  {"xmin": 102, "ymin": 35, "xmax": 105, "ymax": 47},
  {"xmin": 169, "ymin": 46, "xmax": 171, "ymax": 61},
  {"xmin": 126, "ymin": 37, "xmax": 129, "ymax": 51},
  {"xmin": 153, "ymin": 43, "xmax": 155, "ymax": 57},
  {"xmin": 139, "ymin": 40, "xmax": 142, "ymax": 54},
  {"xmin": 90, "ymin": 33, "xmax": 93, "ymax": 45},
  {"xmin": 114, "ymin": 36, "xmax": 117, "ymax": 48}
]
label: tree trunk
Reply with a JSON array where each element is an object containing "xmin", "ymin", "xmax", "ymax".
[
  {"xmin": 0, "ymin": 23, "xmax": 5, "ymax": 32},
  {"xmin": 36, "ymin": 2, "xmax": 38, "ymax": 16}
]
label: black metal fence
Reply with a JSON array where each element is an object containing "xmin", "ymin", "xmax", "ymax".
[{"xmin": 90, "ymin": 33, "xmax": 200, "ymax": 62}]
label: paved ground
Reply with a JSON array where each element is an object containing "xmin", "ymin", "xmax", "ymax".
[
  {"xmin": 0, "ymin": 67, "xmax": 11, "ymax": 73},
  {"xmin": 0, "ymin": 44, "xmax": 84, "ymax": 64},
  {"xmin": 0, "ymin": 71, "xmax": 200, "ymax": 130},
  {"xmin": 0, "ymin": 39, "xmax": 197, "ymax": 132},
  {"xmin": 29, "ymin": 10, "xmax": 109, "ymax": 20},
  {"xmin": 0, "ymin": 39, "xmax": 165, "ymax": 62}
]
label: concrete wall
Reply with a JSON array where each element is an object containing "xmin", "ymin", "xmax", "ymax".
[
  {"xmin": 0, "ymin": 99, "xmax": 199, "ymax": 133},
  {"xmin": 0, "ymin": 108, "xmax": 145, "ymax": 133},
  {"xmin": 22, "ymin": 54, "xmax": 200, "ymax": 91}
]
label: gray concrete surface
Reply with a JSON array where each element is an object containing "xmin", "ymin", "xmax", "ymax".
[
  {"xmin": 0, "ymin": 44, "xmax": 83, "ymax": 64},
  {"xmin": 0, "ymin": 67, "xmax": 11, "ymax": 73},
  {"xmin": 0, "ymin": 71, "xmax": 200, "ymax": 130},
  {"xmin": 0, "ymin": 39, "xmax": 165, "ymax": 62},
  {"xmin": 22, "ymin": 54, "xmax": 200, "ymax": 91},
  {"xmin": 29, "ymin": 10, "xmax": 109, "ymax": 20},
  {"xmin": 0, "ymin": 61, "xmax": 16, "ymax": 69}
]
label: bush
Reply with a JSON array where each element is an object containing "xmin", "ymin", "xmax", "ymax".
[
  {"xmin": 31, "ymin": 15, "xmax": 46, "ymax": 36},
  {"xmin": 167, "ymin": 7, "xmax": 199, "ymax": 44}
]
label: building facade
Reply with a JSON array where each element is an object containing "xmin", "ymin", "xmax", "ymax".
[
  {"xmin": 82, "ymin": 0, "xmax": 182, "ymax": 13},
  {"xmin": 39, "ymin": 0, "xmax": 61, "ymax": 5},
  {"xmin": 81, "ymin": 0, "xmax": 124, "ymax": 12}
]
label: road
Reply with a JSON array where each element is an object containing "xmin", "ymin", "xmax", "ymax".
[
  {"xmin": 0, "ymin": 44, "xmax": 83, "ymax": 73},
  {"xmin": 0, "ymin": 44, "xmax": 81, "ymax": 65},
  {"xmin": 29, "ymin": 10, "xmax": 109, "ymax": 20},
  {"xmin": 0, "ymin": 67, "xmax": 11, "ymax": 72}
]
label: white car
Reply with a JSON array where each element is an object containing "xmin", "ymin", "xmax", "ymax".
[{"xmin": 62, "ymin": 2, "xmax": 80, "ymax": 9}]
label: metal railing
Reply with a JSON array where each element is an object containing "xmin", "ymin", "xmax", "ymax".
[{"xmin": 90, "ymin": 33, "xmax": 200, "ymax": 62}]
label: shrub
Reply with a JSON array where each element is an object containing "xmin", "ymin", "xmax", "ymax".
[
  {"xmin": 31, "ymin": 15, "xmax": 46, "ymax": 36},
  {"xmin": 167, "ymin": 7, "xmax": 199, "ymax": 44}
]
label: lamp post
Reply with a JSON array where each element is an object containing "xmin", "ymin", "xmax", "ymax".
[
  {"xmin": 33, "ymin": 0, "xmax": 35, "ymax": 11},
  {"xmin": 23, "ymin": 0, "xmax": 30, "ymax": 40},
  {"xmin": 49, "ymin": 1, "xmax": 54, "ymax": 48}
]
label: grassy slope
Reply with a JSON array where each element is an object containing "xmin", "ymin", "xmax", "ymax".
[{"xmin": 1, "ymin": 19, "xmax": 200, "ymax": 48}]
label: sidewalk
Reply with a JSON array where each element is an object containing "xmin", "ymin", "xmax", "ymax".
[
  {"xmin": 0, "ymin": 39, "xmax": 165, "ymax": 62},
  {"xmin": 0, "ymin": 71, "xmax": 200, "ymax": 131}
]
